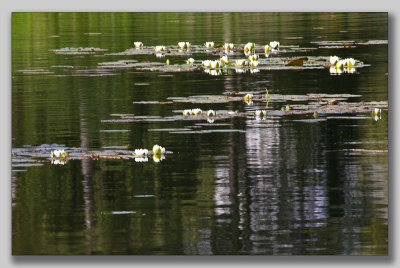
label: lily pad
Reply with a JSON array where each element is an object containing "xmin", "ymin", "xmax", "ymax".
[
  {"xmin": 101, "ymin": 211, "xmax": 136, "ymax": 215},
  {"xmin": 132, "ymin": 101, "xmax": 173, "ymax": 104},
  {"xmin": 49, "ymin": 47, "xmax": 108, "ymax": 55}
]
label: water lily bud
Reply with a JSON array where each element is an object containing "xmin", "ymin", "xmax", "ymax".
[
  {"xmin": 264, "ymin": 45, "xmax": 270, "ymax": 53},
  {"xmin": 286, "ymin": 104, "xmax": 290, "ymax": 111},
  {"xmin": 166, "ymin": 59, "xmax": 170, "ymax": 65}
]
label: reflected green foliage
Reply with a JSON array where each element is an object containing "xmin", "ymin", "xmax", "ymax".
[{"xmin": 12, "ymin": 12, "xmax": 388, "ymax": 255}]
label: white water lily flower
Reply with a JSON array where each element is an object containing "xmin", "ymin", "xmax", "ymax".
[
  {"xmin": 204, "ymin": 41, "xmax": 214, "ymax": 48},
  {"xmin": 244, "ymin": 93, "xmax": 253, "ymax": 100},
  {"xmin": 250, "ymin": 68, "xmax": 260, "ymax": 74},
  {"xmin": 207, "ymin": 117, "xmax": 215, "ymax": 123},
  {"xmin": 183, "ymin": 109, "xmax": 192, "ymax": 116},
  {"xmin": 255, "ymin": 110, "xmax": 267, "ymax": 118},
  {"xmin": 348, "ymin": 58, "xmax": 356, "ymax": 66},
  {"xmin": 191, "ymin": 108, "xmax": 202, "ymax": 115},
  {"xmin": 153, "ymin": 154, "xmax": 165, "ymax": 163},
  {"xmin": 329, "ymin": 66, "xmax": 343, "ymax": 75},
  {"xmin": 250, "ymin": 60, "xmax": 259, "ymax": 67},
  {"xmin": 373, "ymin": 108, "xmax": 382, "ymax": 115},
  {"xmin": 134, "ymin": 42, "xmax": 143, "ymax": 49},
  {"xmin": 207, "ymin": 110, "xmax": 216, "ymax": 117},
  {"xmin": 336, "ymin": 60, "xmax": 345, "ymax": 69},
  {"xmin": 152, "ymin": 144, "xmax": 165, "ymax": 155},
  {"xmin": 178, "ymin": 42, "xmax": 190, "ymax": 49},
  {"xmin": 220, "ymin": 55, "xmax": 229, "ymax": 64},
  {"xmin": 202, "ymin": 60, "xmax": 212, "ymax": 68},
  {"xmin": 244, "ymin": 94, "xmax": 253, "ymax": 105},
  {"xmin": 372, "ymin": 108, "xmax": 382, "ymax": 121},
  {"xmin": 345, "ymin": 67, "xmax": 356, "ymax": 74},
  {"xmin": 156, "ymin": 53, "xmax": 165, "ymax": 58},
  {"xmin": 235, "ymin": 59, "xmax": 248, "ymax": 67},
  {"xmin": 51, "ymin": 159, "xmax": 67, "ymax": 165},
  {"xmin": 50, "ymin": 149, "xmax": 68, "ymax": 158},
  {"xmin": 329, "ymin": 56, "xmax": 339, "ymax": 65},
  {"xmin": 344, "ymin": 58, "xmax": 356, "ymax": 66},
  {"xmin": 224, "ymin": 43, "xmax": 234, "ymax": 50},
  {"xmin": 209, "ymin": 69, "xmax": 222, "ymax": 76},
  {"xmin": 135, "ymin": 156, "xmax": 148, "ymax": 162},
  {"xmin": 154, "ymin": 46, "xmax": 166, "ymax": 52},
  {"xmin": 244, "ymin": 42, "xmax": 255, "ymax": 53},
  {"xmin": 248, "ymin": 54, "xmax": 259, "ymax": 61},
  {"xmin": 134, "ymin": 149, "xmax": 148, "ymax": 156},
  {"xmin": 186, "ymin": 58, "xmax": 195, "ymax": 65},
  {"xmin": 269, "ymin": 41, "xmax": 280, "ymax": 49},
  {"xmin": 264, "ymin": 45, "xmax": 270, "ymax": 53},
  {"xmin": 235, "ymin": 68, "xmax": 247, "ymax": 74},
  {"xmin": 210, "ymin": 60, "xmax": 221, "ymax": 69}
]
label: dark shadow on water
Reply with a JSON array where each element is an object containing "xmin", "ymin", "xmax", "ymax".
[{"xmin": 11, "ymin": 255, "xmax": 391, "ymax": 264}]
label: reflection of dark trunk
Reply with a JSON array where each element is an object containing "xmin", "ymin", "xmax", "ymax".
[
  {"xmin": 212, "ymin": 75, "xmax": 249, "ymax": 254},
  {"xmin": 79, "ymin": 88, "xmax": 94, "ymax": 254}
]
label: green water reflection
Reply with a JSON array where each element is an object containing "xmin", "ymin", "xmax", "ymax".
[{"xmin": 12, "ymin": 12, "xmax": 388, "ymax": 255}]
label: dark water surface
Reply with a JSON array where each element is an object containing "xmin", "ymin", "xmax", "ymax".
[{"xmin": 12, "ymin": 12, "xmax": 388, "ymax": 255}]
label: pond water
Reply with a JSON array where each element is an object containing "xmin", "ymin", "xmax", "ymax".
[{"xmin": 12, "ymin": 12, "xmax": 388, "ymax": 255}]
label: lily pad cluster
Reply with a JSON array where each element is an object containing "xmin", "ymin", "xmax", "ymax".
[
  {"xmin": 49, "ymin": 47, "xmax": 108, "ymax": 55},
  {"xmin": 11, "ymin": 143, "xmax": 172, "ymax": 169}
]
